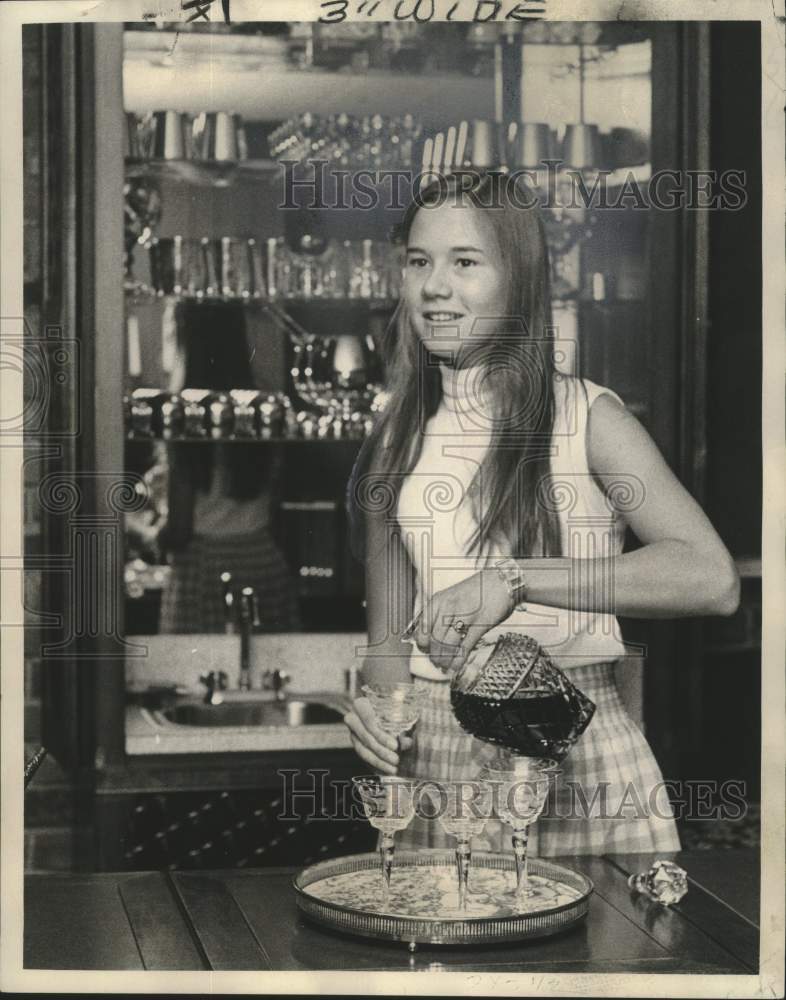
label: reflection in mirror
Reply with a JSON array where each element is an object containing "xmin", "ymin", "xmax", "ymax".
[
  {"xmin": 122, "ymin": 21, "xmax": 651, "ymax": 638},
  {"xmin": 124, "ymin": 293, "xmax": 374, "ymax": 635},
  {"xmin": 126, "ymin": 302, "xmax": 296, "ymax": 633}
]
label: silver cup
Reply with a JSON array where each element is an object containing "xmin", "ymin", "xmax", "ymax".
[
  {"xmin": 148, "ymin": 236, "xmax": 180, "ymax": 296},
  {"xmin": 509, "ymin": 122, "xmax": 557, "ymax": 169},
  {"xmin": 192, "ymin": 112, "xmax": 247, "ymax": 162},
  {"xmin": 154, "ymin": 111, "xmax": 189, "ymax": 160},
  {"xmin": 464, "ymin": 119, "xmax": 506, "ymax": 168},
  {"xmin": 180, "ymin": 389, "xmax": 211, "ymax": 438},
  {"xmin": 562, "ymin": 123, "xmax": 601, "ymax": 169},
  {"xmin": 229, "ymin": 390, "xmax": 262, "ymax": 437},
  {"xmin": 219, "ymin": 237, "xmax": 256, "ymax": 299}
]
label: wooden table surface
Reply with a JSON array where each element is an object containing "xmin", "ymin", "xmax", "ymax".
[{"xmin": 24, "ymin": 849, "xmax": 760, "ymax": 974}]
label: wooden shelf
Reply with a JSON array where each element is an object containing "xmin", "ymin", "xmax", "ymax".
[
  {"xmin": 126, "ymin": 435, "xmax": 366, "ymax": 445},
  {"xmin": 124, "ymin": 290, "xmax": 397, "ymax": 311},
  {"xmin": 125, "ymin": 157, "xmax": 279, "ymax": 185}
]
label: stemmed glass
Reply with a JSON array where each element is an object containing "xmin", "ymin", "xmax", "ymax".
[
  {"xmin": 361, "ymin": 682, "xmax": 428, "ymax": 749},
  {"xmin": 352, "ymin": 775, "xmax": 416, "ymax": 905},
  {"xmin": 480, "ymin": 757, "xmax": 560, "ymax": 904},
  {"xmin": 424, "ymin": 779, "xmax": 493, "ymax": 911}
]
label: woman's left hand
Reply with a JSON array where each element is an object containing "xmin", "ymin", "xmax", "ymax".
[{"xmin": 411, "ymin": 569, "xmax": 513, "ymax": 673}]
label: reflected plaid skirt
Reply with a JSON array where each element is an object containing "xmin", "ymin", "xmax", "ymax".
[
  {"xmin": 159, "ymin": 529, "xmax": 301, "ymax": 633},
  {"xmin": 396, "ymin": 661, "xmax": 681, "ymax": 857}
]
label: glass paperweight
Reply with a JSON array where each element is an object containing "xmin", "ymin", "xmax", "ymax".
[
  {"xmin": 627, "ymin": 859, "xmax": 689, "ymax": 906},
  {"xmin": 449, "ymin": 633, "xmax": 596, "ymax": 763}
]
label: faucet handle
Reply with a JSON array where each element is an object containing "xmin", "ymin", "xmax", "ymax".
[{"xmin": 199, "ymin": 670, "xmax": 228, "ymax": 705}]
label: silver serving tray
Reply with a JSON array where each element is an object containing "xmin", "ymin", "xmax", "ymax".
[{"xmin": 293, "ymin": 849, "xmax": 593, "ymax": 948}]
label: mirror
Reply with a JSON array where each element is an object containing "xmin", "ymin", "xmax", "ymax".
[
  {"xmin": 121, "ymin": 21, "xmax": 498, "ymax": 634},
  {"xmin": 121, "ymin": 21, "xmax": 652, "ymax": 636}
]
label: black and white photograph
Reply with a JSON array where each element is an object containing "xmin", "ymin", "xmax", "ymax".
[{"xmin": 1, "ymin": 0, "xmax": 783, "ymax": 994}]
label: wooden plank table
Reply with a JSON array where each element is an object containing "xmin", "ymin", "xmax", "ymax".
[{"xmin": 24, "ymin": 849, "xmax": 759, "ymax": 973}]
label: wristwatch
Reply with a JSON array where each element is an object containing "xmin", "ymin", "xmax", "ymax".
[{"xmin": 494, "ymin": 557, "xmax": 529, "ymax": 613}]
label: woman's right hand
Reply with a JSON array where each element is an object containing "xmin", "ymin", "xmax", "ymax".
[{"xmin": 343, "ymin": 696, "xmax": 414, "ymax": 775}]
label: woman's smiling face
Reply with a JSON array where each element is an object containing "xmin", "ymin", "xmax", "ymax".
[{"xmin": 403, "ymin": 201, "xmax": 508, "ymax": 365}]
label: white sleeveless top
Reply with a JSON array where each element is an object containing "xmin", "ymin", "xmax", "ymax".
[{"xmin": 396, "ymin": 365, "xmax": 628, "ymax": 680}]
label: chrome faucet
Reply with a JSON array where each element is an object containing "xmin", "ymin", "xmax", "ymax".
[
  {"xmin": 238, "ymin": 586, "xmax": 260, "ymax": 691},
  {"xmin": 220, "ymin": 571, "xmax": 235, "ymax": 635},
  {"xmin": 262, "ymin": 667, "xmax": 291, "ymax": 702},
  {"xmin": 217, "ymin": 576, "xmax": 291, "ymax": 698}
]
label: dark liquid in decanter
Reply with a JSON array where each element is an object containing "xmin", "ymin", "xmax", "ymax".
[{"xmin": 450, "ymin": 687, "xmax": 578, "ymax": 760}]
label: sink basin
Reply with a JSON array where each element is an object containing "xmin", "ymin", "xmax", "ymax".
[{"xmin": 159, "ymin": 698, "xmax": 344, "ymax": 728}]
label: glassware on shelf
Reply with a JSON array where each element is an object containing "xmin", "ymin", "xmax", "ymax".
[
  {"xmin": 508, "ymin": 122, "xmax": 558, "ymax": 170},
  {"xmin": 126, "ymin": 111, "xmax": 193, "ymax": 161},
  {"xmin": 423, "ymin": 779, "xmax": 494, "ymax": 911},
  {"xmin": 352, "ymin": 775, "xmax": 416, "ymax": 906},
  {"xmin": 268, "ymin": 112, "xmax": 423, "ymax": 170},
  {"xmin": 562, "ymin": 123, "xmax": 602, "ymax": 170},
  {"xmin": 219, "ymin": 237, "xmax": 256, "ymax": 299},
  {"xmin": 179, "ymin": 389, "xmax": 212, "ymax": 438},
  {"xmin": 191, "ymin": 112, "xmax": 248, "ymax": 163},
  {"xmin": 142, "ymin": 234, "xmax": 399, "ymax": 303},
  {"xmin": 479, "ymin": 757, "xmax": 560, "ymax": 904},
  {"xmin": 178, "ymin": 238, "xmax": 206, "ymax": 298},
  {"xmin": 122, "ymin": 384, "xmax": 379, "ymax": 442},
  {"xmin": 228, "ymin": 389, "xmax": 260, "ymax": 438},
  {"xmin": 159, "ymin": 394, "xmax": 185, "ymax": 439}
]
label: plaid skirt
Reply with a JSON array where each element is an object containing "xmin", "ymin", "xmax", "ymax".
[
  {"xmin": 159, "ymin": 529, "xmax": 301, "ymax": 633},
  {"xmin": 396, "ymin": 661, "xmax": 681, "ymax": 857}
]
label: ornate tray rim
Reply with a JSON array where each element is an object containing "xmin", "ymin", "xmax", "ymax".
[{"xmin": 293, "ymin": 849, "xmax": 593, "ymax": 947}]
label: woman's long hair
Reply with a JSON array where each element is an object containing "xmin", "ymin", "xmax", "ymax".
[{"xmin": 348, "ymin": 171, "xmax": 561, "ymax": 561}]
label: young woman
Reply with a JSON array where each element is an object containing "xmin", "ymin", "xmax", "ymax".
[{"xmin": 344, "ymin": 171, "xmax": 739, "ymax": 855}]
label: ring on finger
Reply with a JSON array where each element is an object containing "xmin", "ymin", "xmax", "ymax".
[{"xmin": 450, "ymin": 618, "xmax": 469, "ymax": 638}]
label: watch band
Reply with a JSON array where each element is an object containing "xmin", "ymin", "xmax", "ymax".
[{"xmin": 494, "ymin": 557, "xmax": 529, "ymax": 613}]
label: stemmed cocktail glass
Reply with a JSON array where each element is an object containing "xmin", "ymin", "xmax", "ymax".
[
  {"xmin": 361, "ymin": 682, "xmax": 428, "ymax": 750},
  {"xmin": 352, "ymin": 775, "xmax": 416, "ymax": 905},
  {"xmin": 479, "ymin": 756, "xmax": 560, "ymax": 904},
  {"xmin": 424, "ymin": 779, "xmax": 493, "ymax": 911}
]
